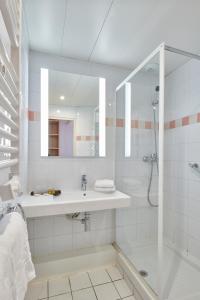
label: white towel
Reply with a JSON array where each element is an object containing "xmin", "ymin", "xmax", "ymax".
[
  {"xmin": 95, "ymin": 186, "xmax": 116, "ymax": 193},
  {"xmin": 0, "ymin": 212, "xmax": 35, "ymax": 300},
  {"xmin": 95, "ymin": 179, "xmax": 114, "ymax": 188}
]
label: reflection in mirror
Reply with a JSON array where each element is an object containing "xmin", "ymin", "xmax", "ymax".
[{"xmin": 40, "ymin": 69, "xmax": 106, "ymax": 157}]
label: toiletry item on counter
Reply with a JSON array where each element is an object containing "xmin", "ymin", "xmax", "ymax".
[
  {"xmin": 47, "ymin": 189, "xmax": 61, "ymax": 196},
  {"xmin": 95, "ymin": 179, "xmax": 114, "ymax": 188},
  {"xmin": 95, "ymin": 186, "xmax": 116, "ymax": 193},
  {"xmin": 30, "ymin": 189, "xmax": 61, "ymax": 196},
  {"xmin": 94, "ymin": 179, "xmax": 116, "ymax": 193}
]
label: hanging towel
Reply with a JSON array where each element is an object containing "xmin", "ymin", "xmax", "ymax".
[
  {"xmin": 0, "ymin": 212, "xmax": 35, "ymax": 300},
  {"xmin": 94, "ymin": 179, "xmax": 115, "ymax": 189}
]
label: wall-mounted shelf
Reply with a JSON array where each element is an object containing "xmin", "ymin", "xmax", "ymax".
[
  {"xmin": 49, "ymin": 134, "xmax": 59, "ymax": 136},
  {"xmin": 48, "ymin": 119, "xmax": 59, "ymax": 156}
]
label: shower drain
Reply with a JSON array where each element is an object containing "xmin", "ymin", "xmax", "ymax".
[{"xmin": 139, "ymin": 270, "xmax": 148, "ymax": 277}]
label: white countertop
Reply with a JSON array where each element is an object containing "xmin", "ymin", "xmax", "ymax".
[{"xmin": 17, "ymin": 190, "xmax": 131, "ymax": 218}]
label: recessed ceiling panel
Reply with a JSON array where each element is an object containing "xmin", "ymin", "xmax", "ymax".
[
  {"xmin": 25, "ymin": 0, "xmax": 200, "ymax": 72},
  {"xmin": 25, "ymin": 0, "xmax": 67, "ymax": 54},
  {"xmin": 60, "ymin": 0, "xmax": 113, "ymax": 60},
  {"xmin": 91, "ymin": 0, "xmax": 200, "ymax": 71}
]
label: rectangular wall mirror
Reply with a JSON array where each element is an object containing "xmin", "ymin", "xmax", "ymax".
[{"xmin": 40, "ymin": 69, "xmax": 106, "ymax": 157}]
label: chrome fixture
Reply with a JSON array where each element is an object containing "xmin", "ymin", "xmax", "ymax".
[
  {"xmin": 143, "ymin": 85, "xmax": 159, "ymax": 208},
  {"xmin": 152, "ymin": 86, "xmax": 159, "ymax": 110},
  {"xmin": 139, "ymin": 270, "xmax": 148, "ymax": 277},
  {"xmin": 81, "ymin": 212, "xmax": 90, "ymax": 231},
  {"xmin": 0, "ymin": 202, "xmax": 26, "ymax": 222},
  {"xmin": 66, "ymin": 212, "xmax": 90, "ymax": 232},
  {"xmin": 81, "ymin": 174, "xmax": 87, "ymax": 191},
  {"xmin": 143, "ymin": 153, "xmax": 158, "ymax": 163},
  {"xmin": 189, "ymin": 162, "xmax": 200, "ymax": 174}
]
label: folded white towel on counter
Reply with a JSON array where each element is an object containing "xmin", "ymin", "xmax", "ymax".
[
  {"xmin": 95, "ymin": 179, "xmax": 115, "ymax": 188},
  {"xmin": 0, "ymin": 212, "xmax": 35, "ymax": 300},
  {"xmin": 95, "ymin": 186, "xmax": 116, "ymax": 193}
]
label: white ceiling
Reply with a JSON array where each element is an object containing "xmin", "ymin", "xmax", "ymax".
[
  {"xmin": 24, "ymin": 0, "xmax": 200, "ymax": 70},
  {"xmin": 49, "ymin": 70, "xmax": 99, "ymax": 106}
]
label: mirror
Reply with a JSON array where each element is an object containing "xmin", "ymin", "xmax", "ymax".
[{"xmin": 40, "ymin": 69, "xmax": 106, "ymax": 157}]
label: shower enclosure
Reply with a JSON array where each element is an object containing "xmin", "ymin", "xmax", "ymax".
[{"xmin": 115, "ymin": 43, "xmax": 200, "ymax": 300}]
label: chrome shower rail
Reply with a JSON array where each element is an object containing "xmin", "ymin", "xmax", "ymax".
[{"xmin": 116, "ymin": 43, "xmax": 200, "ymax": 91}]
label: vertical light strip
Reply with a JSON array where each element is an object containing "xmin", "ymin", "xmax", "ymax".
[
  {"xmin": 158, "ymin": 44, "xmax": 165, "ymax": 299},
  {"xmin": 125, "ymin": 82, "xmax": 131, "ymax": 157},
  {"xmin": 99, "ymin": 78, "xmax": 106, "ymax": 157},
  {"xmin": 40, "ymin": 68, "xmax": 49, "ymax": 156}
]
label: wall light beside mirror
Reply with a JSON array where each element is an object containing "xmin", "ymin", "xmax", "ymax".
[{"xmin": 40, "ymin": 68, "xmax": 106, "ymax": 158}]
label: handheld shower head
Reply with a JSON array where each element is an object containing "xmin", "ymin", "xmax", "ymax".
[{"xmin": 152, "ymin": 85, "xmax": 159, "ymax": 108}]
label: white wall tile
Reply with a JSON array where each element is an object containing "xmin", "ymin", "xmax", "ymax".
[
  {"xmin": 34, "ymin": 216, "xmax": 54, "ymax": 238},
  {"xmin": 53, "ymin": 216, "xmax": 73, "ymax": 236},
  {"xmin": 188, "ymin": 237, "xmax": 200, "ymax": 261},
  {"xmin": 53, "ymin": 235, "xmax": 73, "ymax": 253},
  {"xmin": 28, "ymin": 211, "xmax": 115, "ymax": 257},
  {"xmin": 34, "ymin": 237, "xmax": 53, "ymax": 256}
]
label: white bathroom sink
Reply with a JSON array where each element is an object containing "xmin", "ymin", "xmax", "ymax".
[{"xmin": 17, "ymin": 190, "xmax": 130, "ymax": 218}]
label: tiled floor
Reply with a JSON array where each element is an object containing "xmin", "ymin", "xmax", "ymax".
[{"xmin": 25, "ymin": 265, "xmax": 136, "ymax": 300}]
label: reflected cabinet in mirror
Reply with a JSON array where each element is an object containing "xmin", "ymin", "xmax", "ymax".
[{"xmin": 40, "ymin": 69, "xmax": 106, "ymax": 157}]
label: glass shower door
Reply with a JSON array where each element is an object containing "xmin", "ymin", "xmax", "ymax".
[{"xmin": 115, "ymin": 52, "xmax": 161, "ymax": 295}]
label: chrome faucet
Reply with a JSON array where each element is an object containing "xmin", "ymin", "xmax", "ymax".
[
  {"xmin": 81, "ymin": 174, "xmax": 87, "ymax": 191},
  {"xmin": 143, "ymin": 153, "xmax": 158, "ymax": 162}
]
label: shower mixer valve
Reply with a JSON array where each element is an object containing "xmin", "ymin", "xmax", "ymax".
[
  {"xmin": 143, "ymin": 153, "xmax": 158, "ymax": 162},
  {"xmin": 188, "ymin": 162, "xmax": 200, "ymax": 174}
]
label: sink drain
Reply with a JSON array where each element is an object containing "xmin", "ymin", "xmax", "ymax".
[{"xmin": 139, "ymin": 270, "xmax": 148, "ymax": 277}]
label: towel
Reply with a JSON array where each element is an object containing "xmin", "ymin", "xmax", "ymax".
[
  {"xmin": 95, "ymin": 179, "xmax": 115, "ymax": 188},
  {"xmin": 0, "ymin": 212, "xmax": 35, "ymax": 300},
  {"xmin": 95, "ymin": 186, "xmax": 116, "ymax": 193}
]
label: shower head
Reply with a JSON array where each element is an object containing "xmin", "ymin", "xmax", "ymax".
[{"xmin": 152, "ymin": 85, "xmax": 159, "ymax": 108}]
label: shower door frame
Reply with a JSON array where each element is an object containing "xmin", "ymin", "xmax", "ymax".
[
  {"xmin": 116, "ymin": 43, "xmax": 200, "ymax": 299},
  {"xmin": 116, "ymin": 42, "xmax": 166, "ymax": 298}
]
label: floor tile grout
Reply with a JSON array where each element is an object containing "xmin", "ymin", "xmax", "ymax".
[
  {"xmin": 87, "ymin": 271, "xmax": 98, "ymax": 300},
  {"xmin": 31, "ymin": 265, "xmax": 134, "ymax": 300},
  {"xmin": 105, "ymin": 269, "xmax": 122, "ymax": 300},
  {"xmin": 68, "ymin": 277, "xmax": 73, "ymax": 300},
  {"xmin": 47, "ymin": 279, "xmax": 49, "ymax": 300}
]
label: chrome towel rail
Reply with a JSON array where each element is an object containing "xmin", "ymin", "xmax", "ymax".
[{"xmin": 0, "ymin": 202, "xmax": 26, "ymax": 222}]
